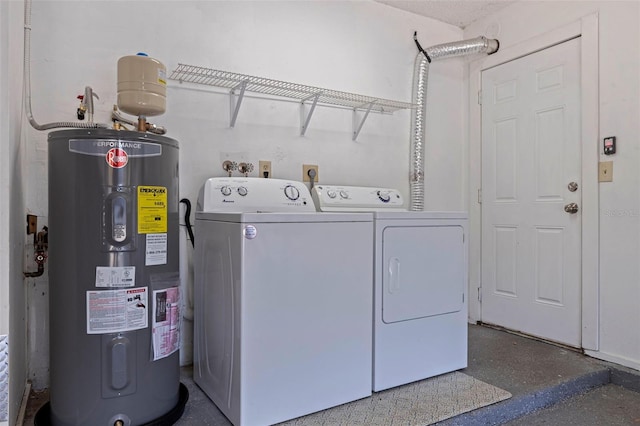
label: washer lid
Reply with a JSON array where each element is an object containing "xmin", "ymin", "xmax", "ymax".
[{"xmin": 195, "ymin": 211, "xmax": 373, "ymax": 223}]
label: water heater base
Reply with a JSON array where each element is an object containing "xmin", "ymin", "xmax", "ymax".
[{"xmin": 34, "ymin": 382, "xmax": 189, "ymax": 426}]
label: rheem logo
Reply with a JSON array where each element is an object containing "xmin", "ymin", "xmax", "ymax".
[{"xmin": 106, "ymin": 148, "xmax": 128, "ymax": 168}]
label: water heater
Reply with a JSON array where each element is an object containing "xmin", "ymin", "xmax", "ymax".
[{"xmin": 41, "ymin": 129, "xmax": 187, "ymax": 426}]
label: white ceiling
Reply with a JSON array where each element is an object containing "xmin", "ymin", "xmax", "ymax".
[{"xmin": 375, "ymin": 0, "xmax": 517, "ymax": 28}]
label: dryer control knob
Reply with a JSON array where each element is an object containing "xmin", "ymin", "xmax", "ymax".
[
  {"xmin": 284, "ymin": 185, "xmax": 300, "ymax": 201},
  {"xmin": 377, "ymin": 190, "xmax": 391, "ymax": 203},
  {"xmin": 327, "ymin": 190, "xmax": 337, "ymax": 199},
  {"xmin": 339, "ymin": 190, "xmax": 349, "ymax": 199},
  {"xmin": 237, "ymin": 186, "xmax": 248, "ymax": 196},
  {"xmin": 221, "ymin": 186, "xmax": 232, "ymax": 196}
]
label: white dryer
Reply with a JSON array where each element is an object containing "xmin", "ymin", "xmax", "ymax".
[
  {"xmin": 312, "ymin": 185, "xmax": 468, "ymax": 392},
  {"xmin": 194, "ymin": 178, "xmax": 373, "ymax": 426}
]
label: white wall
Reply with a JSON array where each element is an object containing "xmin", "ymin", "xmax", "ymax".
[
  {"xmin": 465, "ymin": 1, "xmax": 640, "ymax": 370},
  {"xmin": 26, "ymin": 0, "xmax": 466, "ymax": 210},
  {"xmin": 22, "ymin": 0, "xmax": 466, "ymax": 387},
  {"xmin": 1, "ymin": 0, "xmax": 28, "ymax": 423}
]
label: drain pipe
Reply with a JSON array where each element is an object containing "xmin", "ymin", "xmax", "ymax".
[{"xmin": 410, "ymin": 34, "xmax": 499, "ymax": 211}]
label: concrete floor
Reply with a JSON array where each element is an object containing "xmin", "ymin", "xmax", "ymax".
[
  {"xmin": 505, "ymin": 384, "xmax": 640, "ymax": 426},
  {"xmin": 439, "ymin": 325, "xmax": 640, "ymax": 425},
  {"xmin": 23, "ymin": 324, "xmax": 640, "ymax": 425}
]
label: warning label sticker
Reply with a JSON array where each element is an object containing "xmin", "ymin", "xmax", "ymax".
[
  {"xmin": 95, "ymin": 266, "xmax": 136, "ymax": 288},
  {"xmin": 138, "ymin": 186, "xmax": 167, "ymax": 234},
  {"xmin": 86, "ymin": 287, "xmax": 148, "ymax": 334},
  {"xmin": 146, "ymin": 233, "xmax": 167, "ymax": 266},
  {"xmin": 152, "ymin": 287, "xmax": 180, "ymax": 361}
]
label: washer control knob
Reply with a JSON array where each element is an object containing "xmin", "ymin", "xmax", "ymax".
[
  {"xmin": 339, "ymin": 190, "xmax": 349, "ymax": 199},
  {"xmin": 327, "ymin": 190, "xmax": 337, "ymax": 199},
  {"xmin": 377, "ymin": 190, "xmax": 391, "ymax": 203},
  {"xmin": 284, "ymin": 185, "xmax": 300, "ymax": 201},
  {"xmin": 221, "ymin": 186, "xmax": 232, "ymax": 196},
  {"xmin": 237, "ymin": 186, "xmax": 248, "ymax": 196}
]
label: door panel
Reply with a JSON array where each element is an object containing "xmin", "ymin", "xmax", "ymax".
[
  {"xmin": 382, "ymin": 226, "xmax": 464, "ymax": 324},
  {"xmin": 481, "ymin": 38, "xmax": 581, "ymax": 347}
]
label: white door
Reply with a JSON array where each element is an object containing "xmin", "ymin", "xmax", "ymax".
[{"xmin": 481, "ymin": 38, "xmax": 582, "ymax": 347}]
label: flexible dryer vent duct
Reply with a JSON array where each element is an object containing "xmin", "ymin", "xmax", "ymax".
[{"xmin": 410, "ymin": 36, "xmax": 499, "ymax": 211}]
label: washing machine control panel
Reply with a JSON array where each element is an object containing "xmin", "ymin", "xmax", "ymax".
[
  {"xmin": 198, "ymin": 177, "xmax": 315, "ymax": 212},
  {"xmin": 312, "ymin": 185, "xmax": 405, "ymax": 212}
]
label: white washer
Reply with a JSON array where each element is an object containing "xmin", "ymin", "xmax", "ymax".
[
  {"xmin": 194, "ymin": 178, "xmax": 373, "ymax": 426},
  {"xmin": 312, "ymin": 185, "xmax": 468, "ymax": 392}
]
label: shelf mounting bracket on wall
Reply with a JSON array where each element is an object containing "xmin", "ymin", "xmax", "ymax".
[
  {"xmin": 300, "ymin": 92, "xmax": 322, "ymax": 136},
  {"xmin": 352, "ymin": 101, "xmax": 376, "ymax": 141},
  {"xmin": 229, "ymin": 80, "xmax": 248, "ymax": 128}
]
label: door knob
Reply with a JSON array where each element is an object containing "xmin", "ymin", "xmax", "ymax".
[{"xmin": 564, "ymin": 203, "xmax": 579, "ymax": 214}]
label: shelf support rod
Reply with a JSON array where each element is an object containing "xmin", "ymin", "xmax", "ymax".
[
  {"xmin": 229, "ymin": 80, "xmax": 248, "ymax": 128},
  {"xmin": 352, "ymin": 101, "xmax": 376, "ymax": 141},
  {"xmin": 300, "ymin": 93, "xmax": 322, "ymax": 136}
]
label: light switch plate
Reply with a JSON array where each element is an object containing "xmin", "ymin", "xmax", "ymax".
[{"xmin": 599, "ymin": 161, "xmax": 613, "ymax": 182}]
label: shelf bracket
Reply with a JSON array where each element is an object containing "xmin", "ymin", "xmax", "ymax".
[
  {"xmin": 352, "ymin": 101, "xmax": 376, "ymax": 141},
  {"xmin": 300, "ymin": 93, "xmax": 322, "ymax": 136},
  {"xmin": 229, "ymin": 80, "xmax": 248, "ymax": 128}
]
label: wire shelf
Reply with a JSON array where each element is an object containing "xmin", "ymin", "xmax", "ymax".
[{"xmin": 169, "ymin": 64, "xmax": 414, "ymax": 113}]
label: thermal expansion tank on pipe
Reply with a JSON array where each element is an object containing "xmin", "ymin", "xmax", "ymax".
[
  {"xmin": 117, "ymin": 53, "xmax": 167, "ymax": 117},
  {"xmin": 47, "ymin": 129, "xmax": 183, "ymax": 426}
]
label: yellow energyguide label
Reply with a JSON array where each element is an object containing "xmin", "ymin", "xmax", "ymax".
[{"xmin": 138, "ymin": 186, "xmax": 167, "ymax": 234}]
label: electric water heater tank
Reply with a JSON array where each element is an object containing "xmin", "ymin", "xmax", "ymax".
[
  {"xmin": 117, "ymin": 53, "xmax": 167, "ymax": 117},
  {"xmin": 40, "ymin": 129, "xmax": 187, "ymax": 426}
]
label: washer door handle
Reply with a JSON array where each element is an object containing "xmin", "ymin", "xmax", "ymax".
[{"xmin": 388, "ymin": 257, "xmax": 400, "ymax": 294}]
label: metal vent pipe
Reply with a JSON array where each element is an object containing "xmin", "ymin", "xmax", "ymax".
[{"xmin": 410, "ymin": 36, "xmax": 499, "ymax": 211}]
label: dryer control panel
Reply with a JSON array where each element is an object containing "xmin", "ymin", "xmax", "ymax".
[
  {"xmin": 197, "ymin": 177, "xmax": 315, "ymax": 212},
  {"xmin": 312, "ymin": 185, "xmax": 406, "ymax": 212}
]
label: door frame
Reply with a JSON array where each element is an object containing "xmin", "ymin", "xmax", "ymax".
[{"xmin": 467, "ymin": 14, "xmax": 600, "ymax": 350}]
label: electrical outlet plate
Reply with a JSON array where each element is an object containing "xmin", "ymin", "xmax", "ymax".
[
  {"xmin": 303, "ymin": 164, "xmax": 319, "ymax": 182},
  {"xmin": 599, "ymin": 161, "xmax": 613, "ymax": 182},
  {"xmin": 259, "ymin": 160, "xmax": 272, "ymax": 178}
]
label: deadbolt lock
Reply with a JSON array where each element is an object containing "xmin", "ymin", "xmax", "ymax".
[
  {"xmin": 564, "ymin": 203, "xmax": 579, "ymax": 214},
  {"xmin": 568, "ymin": 182, "xmax": 578, "ymax": 192}
]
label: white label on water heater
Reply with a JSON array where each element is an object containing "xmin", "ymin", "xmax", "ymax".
[
  {"xmin": 145, "ymin": 233, "xmax": 167, "ymax": 266},
  {"xmin": 152, "ymin": 287, "xmax": 180, "ymax": 361},
  {"xmin": 86, "ymin": 287, "xmax": 148, "ymax": 334},
  {"xmin": 95, "ymin": 266, "xmax": 136, "ymax": 287}
]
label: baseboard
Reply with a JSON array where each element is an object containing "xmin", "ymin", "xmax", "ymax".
[{"xmin": 585, "ymin": 350, "xmax": 640, "ymax": 371}]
